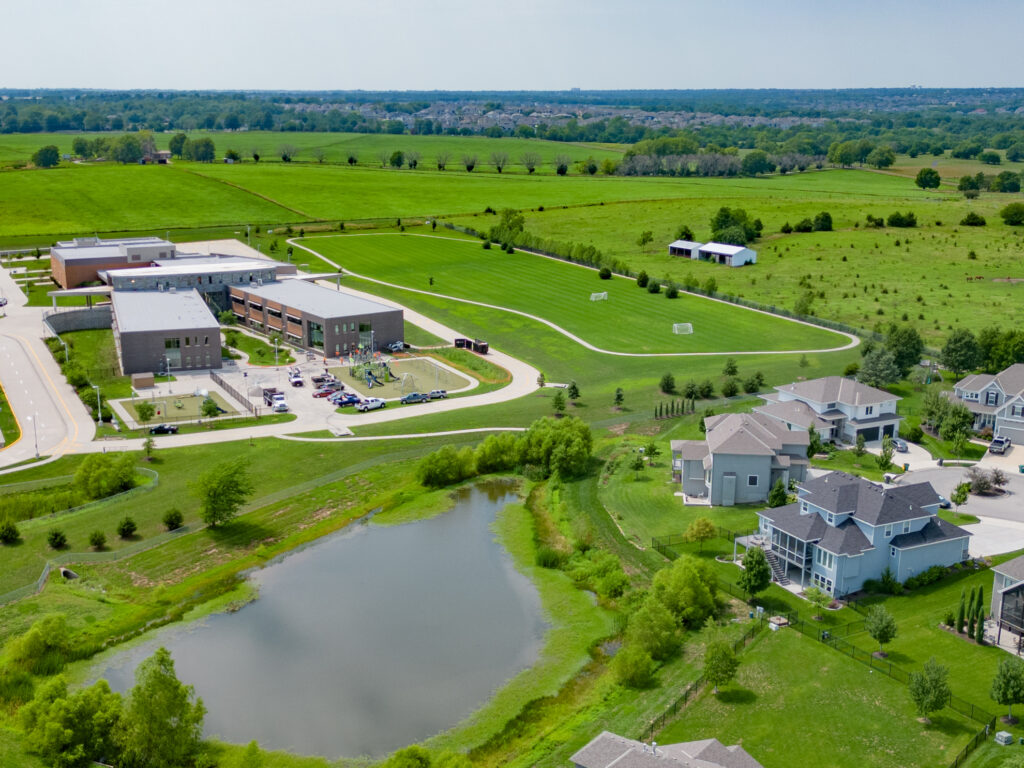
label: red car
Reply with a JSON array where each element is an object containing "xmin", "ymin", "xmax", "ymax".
[{"xmin": 312, "ymin": 387, "xmax": 334, "ymax": 398}]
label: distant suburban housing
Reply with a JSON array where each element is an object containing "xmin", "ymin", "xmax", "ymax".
[
  {"xmin": 991, "ymin": 554, "xmax": 1024, "ymax": 646},
  {"xmin": 667, "ymin": 239, "xmax": 757, "ymax": 267},
  {"xmin": 572, "ymin": 731, "xmax": 763, "ymax": 768},
  {"xmin": 111, "ymin": 289, "xmax": 222, "ymax": 375},
  {"xmin": 948, "ymin": 364, "xmax": 1024, "ymax": 445},
  {"xmin": 757, "ymin": 471, "xmax": 970, "ymax": 596},
  {"xmin": 757, "ymin": 376, "xmax": 902, "ymax": 444},
  {"xmin": 671, "ymin": 412, "xmax": 810, "ymax": 506},
  {"xmin": 229, "ymin": 279, "xmax": 403, "ymax": 357}
]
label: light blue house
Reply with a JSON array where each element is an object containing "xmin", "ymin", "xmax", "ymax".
[{"xmin": 757, "ymin": 472, "xmax": 970, "ymax": 596}]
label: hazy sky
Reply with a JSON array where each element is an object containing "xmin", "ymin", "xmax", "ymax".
[{"xmin": 8, "ymin": 0, "xmax": 1023, "ymax": 90}]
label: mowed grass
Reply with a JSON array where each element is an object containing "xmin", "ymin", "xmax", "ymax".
[
  {"xmin": 474, "ymin": 169, "xmax": 1024, "ymax": 343},
  {"xmin": 300, "ymin": 233, "xmax": 847, "ymax": 354},
  {"xmin": 0, "ymin": 164, "xmax": 304, "ymax": 237},
  {"xmin": 657, "ymin": 629, "xmax": 977, "ymax": 768}
]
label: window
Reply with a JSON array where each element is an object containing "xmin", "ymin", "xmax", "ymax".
[
  {"xmin": 986, "ymin": 391, "xmax": 999, "ymax": 406},
  {"xmin": 800, "ymin": 502, "xmax": 809, "ymax": 515},
  {"xmin": 826, "ymin": 512, "xmax": 835, "ymax": 525},
  {"xmin": 890, "ymin": 546, "xmax": 897, "ymax": 558},
  {"xmin": 1012, "ymin": 405, "xmax": 1023, "ymax": 417},
  {"xmin": 884, "ymin": 524, "xmax": 893, "ymax": 537},
  {"xmin": 204, "ymin": 336, "xmax": 209, "ymax": 345},
  {"xmin": 164, "ymin": 338, "xmax": 180, "ymax": 350},
  {"xmin": 865, "ymin": 406, "xmax": 874, "ymax": 416},
  {"xmin": 826, "ymin": 402, "xmax": 837, "ymax": 409},
  {"xmin": 334, "ymin": 325, "xmax": 339, "ymax": 334},
  {"xmin": 812, "ymin": 573, "xmax": 834, "ymax": 593},
  {"xmin": 902, "ymin": 520, "xmax": 910, "ymax": 534},
  {"xmin": 815, "ymin": 548, "xmax": 834, "ymax": 570},
  {"xmin": 184, "ymin": 337, "xmax": 190, "ymax": 347},
  {"xmin": 747, "ymin": 475, "xmax": 758, "ymax": 487}
]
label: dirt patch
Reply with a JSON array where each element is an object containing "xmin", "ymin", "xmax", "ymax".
[
  {"xmin": 606, "ymin": 423, "xmax": 629, "ymax": 436},
  {"xmin": 632, "ymin": 424, "xmax": 662, "ymax": 436},
  {"xmin": 992, "ymin": 277, "xmax": 1024, "ymax": 283}
]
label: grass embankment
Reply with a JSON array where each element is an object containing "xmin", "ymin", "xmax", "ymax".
[
  {"xmin": 300, "ymin": 233, "xmax": 846, "ymax": 355},
  {"xmin": 0, "ymin": 381, "xmax": 22, "ymax": 448},
  {"xmin": 404, "ymin": 321, "xmax": 446, "ymax": 348},
  {"xmin": 658, "ymin": 629, "xmax": 977, "ymax": 768},
  {"xmin": 224, "ymin": 329, "xmax": 296, "ymax": 366}
]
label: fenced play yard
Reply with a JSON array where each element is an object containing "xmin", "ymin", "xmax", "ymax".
[
  {"xmin": 331, "ymin": 356, "xmax": 471, "ymax": 398},
  {"xmin": 119, "ymin": 391, "xmax": 236, "ymax": 425}
]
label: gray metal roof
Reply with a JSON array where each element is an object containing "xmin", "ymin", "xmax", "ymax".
[
  {"xmin": 699, "ymin": 242, "xmax": 751, "ymax": 256},
  {"xmin": 111, "ymin": 289, "xmax": 217, "ymax": 333},
  {"xmin": 240, "ymin": 280, "xmax": 397, "ymax": 319},
  {"xmin": 669, "ymin": 239, "xmax": 704, "ymax": 250},
  {"xmin": 775, "ymin": 376, "xmax": 899, "ymax": 407}
]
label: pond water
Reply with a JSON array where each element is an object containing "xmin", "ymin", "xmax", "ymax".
[{"xmin": 93, "ymin": 483, "xmax": 545, "ymax": 758}]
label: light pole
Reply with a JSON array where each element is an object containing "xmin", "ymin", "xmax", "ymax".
[
  {"xmin": 31, "ymin": 412, "xmax": 38, "ymax": 458},
  {"xmin": 92, "ymin": 385, "xmax": 101, "ymax": 428}
]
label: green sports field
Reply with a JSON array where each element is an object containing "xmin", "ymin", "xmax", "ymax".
[{"xmin": 298, "ymin": 233, "xmax": 848, "ymax": 354}]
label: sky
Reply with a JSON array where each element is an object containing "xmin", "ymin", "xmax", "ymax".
[{"xmin": 7, "ymin": 0, "xmax": 1023, "ymax": 90}]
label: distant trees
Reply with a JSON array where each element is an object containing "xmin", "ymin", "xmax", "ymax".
[
  {"xmin": 389, "ymin": 150, "xmax": 405, "ymax": 168},
  {"xmin": 812, "ymin": 211, "xmax": 833, "ymax": 231},
  {"xmin": 435, "ymin": 151, "xmax": 450, "ymax": 171},
  {"xmin": 490, "ymin": 151, "xmax": 509, "ymax": 172},
  {"xmin": 111, "ymin": 134, "xmax": 143, "ymax": 164},
  {"xmin": 915, "ymin": 168, "xmax": 941, "ymax": 189},
  {"xmin": 1001, "ymin": 202, "xmax": 1024, "ymax": 225},
  {"xmin": 519, "ymin": 152, "xmax": 541, "ymax": 173},
  {"xmin": 278, "ymin": 144, "xmax": 298, "ymax": 162},
  {"xmin": 183, "ymin": 137, "xmax": 215, "ymax": 162},
  {"xmin": 554, "ymin": 154, "xmax": 571, "ymax": 175},
  {"xmin": 710, "ymin": 206, "xmax": 760, "ymax": 245},
  {"xmin": 867, "ymin": 146, "xmax": 896, "ymax": 169},
  {"xmin": 462, "ymin": 154, "xmax": 477, "ymax": 172},
  {"xmin": 740, "ymin": 149, "xmax": 774, "ymax": 176},
  {"xmin": 406, "ymin": 150, "xmax": 420, "ymax": 169},
  {"xmin": 31, "ymin": 145, "xmax": 60, "ymax": 168}
]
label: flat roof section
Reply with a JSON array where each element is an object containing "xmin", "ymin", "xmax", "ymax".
[
  {"xmin": 239, "ymin": 280, "xmax": 398, "ymax": 319},
  {"xmin": 111, "ymin": 289, "xmax": 218, "ymax": 333}
]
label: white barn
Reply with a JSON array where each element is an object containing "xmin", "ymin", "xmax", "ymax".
[
  {"xmin": 668, "ymin": 239, "xmax": 704, "ymax": 258},
  {"xmin": 698, "ymin": 241, "xmax": 757, "ymax": 267}
]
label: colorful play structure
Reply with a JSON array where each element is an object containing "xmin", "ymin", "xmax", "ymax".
[{"xmin": 349, "ymin": 361, "xmax": 397, "ymax": 389}]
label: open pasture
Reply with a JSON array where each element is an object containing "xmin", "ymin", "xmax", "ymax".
[{"xmin": 300, "ymin": 233, "xmax": 848, "ymax": 354}]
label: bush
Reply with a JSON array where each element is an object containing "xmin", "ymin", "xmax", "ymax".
[
  {"xmin": 636, "ymin": 271, "xmax": 649, "ymax": 288},
  {"xmin": 535, "ymin": 547, "xmax": 566, "ymax": 569},
  {"xmin": 659, "ymin": 373, "xmax": 676, "ymax": 394},
  {"xmin": 117, "ymin": 516, "xmax": 137, "ymax": 539},
  {"xmin": 900, "ymin": 423, "xmax": 924, "ymax": 442},
  {"xmin": 780, "ymin": 221, "xmax": 793, "ymax": 233},
  {"xmin": 721, "ymin": 378, "xmax": 739, "ymax": 398},
  {"xmin": 89, "ymin": 530, "xmax": 106, "ymax": 550},
  {"xmin": 812, "ymin": 211, "xmax": 833, "ymax": 231},
  {"xmin": 598, "ymin": 267, "xmax": 612, "ymax": 279},
  {"xmin": 664, "ymin": 283, "xmax": 679, "ymax": 299},
  {"xmin": 887, "ymin": 211, "xmax": 917, "ymax": 228},
  {"xmin": 612, "ymin": 645, "xmax": 655, "ymax": 688},
  {"xmin": 793, "ymin": 218, "xmax": 813, "ymax": 233},
  {"xmin": 646, "ymin": 280, "xmax": 660, "ymax": 294},
  {"xmin": 903, "ymin": 565, "xmax": 948, "ymax": 591},
  {"xmin": 47, "ymin": 529, "xmax": 67, "ymax": 550},
  {"xmin": 697, "ymin": 379, "xmax": 716, "ymax": 399},
  {"xmin": 880, "ymin": 566, "xmax": 902, "ymax": 595},
  {"xmin": 162, "ymin": 508, "xmax": 184, "ymax": 531},
  {"xmin": 482, "ymin": 240, "xmax": 491, "ymax": 250},
  {"xmin": 960, "ymin": 212, "xmax": 986, "ymax": 227},
  {"xmin": 0, "ymin": 519, "xmax": 20, "ymax": 544}
]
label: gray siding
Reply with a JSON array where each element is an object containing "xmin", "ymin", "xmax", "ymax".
[{"xmin": 709, "ymin": 454, "xmax": 771, "ymax": 506}]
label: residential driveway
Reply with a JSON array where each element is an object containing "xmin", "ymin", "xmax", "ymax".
[
  {"xmin": 899, "ymin": 466, "xmax": 1024, "ymax": 522},
  {"xmin": 976, "ymin": 443, "xmax": 1022, "ymax": 473},
  {"xmin": 964, "ymin": 517, "xmax": 1024, "ymax": 558}
]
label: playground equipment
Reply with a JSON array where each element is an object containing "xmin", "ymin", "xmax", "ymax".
[{"xmin": 350, "ymin": 361, "xmax": 395, "ymax": 389}]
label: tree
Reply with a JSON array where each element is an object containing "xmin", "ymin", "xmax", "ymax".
[
  {"xmin": 388, "ymin": 150, "xmax": 404, "ymax": 169},
  {"xmin": 767, "ymin": 478, "xmax": 788, "ymax": 508},
  {"xmin": 554, "ymin": 154, "xmax": 571, "ymax": 175},
  {"xmin": 384, "ymin": 745, "xmax": 432, "ymax": 768},
  {"xmin": 956, "ymin": 588, "xmax": 967, "ymax": 633},
  {"xmin": 519, "ymin": 152, "xmax": 541, "ymax": 173},
  {"xmin": 854, "ymin": 432, "xmax": 867, "ymax": 457},
  {"xmin": 168, "ymin": 132, "xmax": 187, "ymax": 158},
  {"xmin": 675, "ymin": 224, "xmax": 695, "ymax": 241},
  {"xmin": 490, "ymin": 151, "xmax": 509, "ymax": 173},
  {"xmin": 991, "ymin": 657, "xmax": 1024, "ymax": 722},
  {"xmin": 89, "ymin": 530, "xmax": 106, "ymax": 550},
  {"xmin": 867, "ymin": 146, "xmax": 896, "ymax": 169},
  {"xmin": 741, "ymin": 149, "xmax": 774, "ymax": 176},
  {"xmin": 20, "ymin": 677, "xmax": 123, "ymax": 768},
  {"xmin": 737, "ymin": 546, "xmax": 771, "ymax": 601},
  {"xmin": 0, "ymin": 518, "xmax": 20, "ymax": 544},
  {"xmin": 613, "ymin": 387, "xmax": 624, "ymax": 407},
  {"xmin": 162, "ymin": 508, "xmax": 184, "ymax": 531},
  {"xmin": 191, "ymin": 458, "xmax": 254, "ymax": 527},
  {"xmin": 47, "ymin": 529, "xmax": 67, "ymax": 549},
  {"xmin": 117, "ymin": 516, "xmax": 137, "ymax": 538},
  {"xmin": 136, "ymin": 401, "xmax": 156, "ymax": 425},
  {"xmin": 939, "ymin": 403, "xmax": 974, "ymax": 441},
  {"xmin": 653, "ymin": 556, "xmax": 718, "ymax": 628},
  {"xmin": 886, "ymin": 325, "xmax": 925, "ymax": 377},
  {"xmin": 805, "ymin": 586, "xmax": 831, "ymax": 620},
  {"xmin": 960, "ymin": 211, "xmax": 986, "ymax": 226},
  {"xmin": 32, "ymin": 145, "xmax": 60, "ymax": 168},
  {"xmin": 915, "ymin": 168, "xmax": 941, "ymax": 189},
  {"xmin": 435, "ymin": 151, "xmax": 450, "ymax": 171},
  {"xmin": 552, "ymin": 389, "xmax": 566, "ymax": 414},
  {"xmin": 865, "ymin": 605, "xmax": 898, "ymax": 655},
  {"xmin": 637, "ymin": 230, "xmax": 654, "ymax": 252},
  {"xmin": 941, "ymin": 329, "xmax": 981, "ymax": 378},
  {"xmin": 1000, "ymin": 202, "xmax": 1024, "ymax": 225},
  {"xmin": 461, "ymin": 154, "xmax": 477, "ymax": 172},
  {"xmin": 874, "ymin": 435, "xmax": 894, "ymax": 471},
  {"xmin": 951, "ymin": 482, "xmax": 970, "ymax": 514},
  {"xmin": 703, "ymin": 636, "xmax": 739, "ymax": 693},
  {"xmin": 116, "ymin": 647, "xmax": 206, "ymax": 768},
  {"xmin": 567, "ymin": 381, "xmax": 580, "ymax": 401},
  {"xmin": 630, "ymin": 453, "xmax": 646, "ymax": 480},
  {"xmin": 812, "ymin": 211, "xmax": 833, "ymax": 231},
  {"xmin": 182, "ymin": 137, "xmax": 215, "ymax": 162},
  {"xmin": 807, "ymin": 425, "xmax": 823, "ymax": 458},
  {"xmin": 627, "ymin": 597, "xmax": 680, "ymax": 660},
  {"xmin": 908, "ymin": 657, "xmax": 951, "ymax": 721},
  {"xmin": 612, "ymin": 644, "xmax": 655, "ymax": 688},
  {"xmin": 112, "ymin": 134, "xmax": 143, "ymax": 164},
  {"xmin": 405, "ymin": 150, "xmax": 421, "ymax": 169},
  {"xmin": 239, "ymin": 741, "xmax": 263, "ymax": 768},
  {"xmin": 659, "ymin": 372, "xmax": 676, "ymax": 394},
  {"xmin": 858, "ymin": 347, "xmax": 901, "ymax": 388},
  {"xmin": 200, "ymin": 397, "xmax": 221, "ymax": 419},
  {"xmin": 684, "ymin": 517, "xmax": 716, "ymax": 552}
]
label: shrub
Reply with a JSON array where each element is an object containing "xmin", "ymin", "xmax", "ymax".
[
  {"xmin": 664, "ymin": 283, "xmax": 679, "ymax": 299},
  {"xmin": 535, "ymin": 547, "xmax": 566, "ymax": 569},
  {"xmin": 612, "ymin": 645, "xmax": 656, "ymax": 688},
  {"xmin": 89, "ymin": 531, "xmax": 106, "ymax": 550},
  {"xmin": 880, "ymin": 566, "xmax": 902, "ymax": 595},
  {"xmin": 47, "ymin": 529, "xmax": 67, "ymax": 550},
  {"xmin": 960, "ymin": 212, "xmax": 986, "ymax": 227},
  {"xmin": 598, "ymin": 267, "xmax": 612, "ymax": 279},
  {"xmin": 659, "ymin": 372, "xmax": 676, "ymax": 394},
  {"xmin": 117, "ymin": 516, "xmax": 137, "ymax": 539},
  {"xmin": 903, "ymin": 565, "xmax": 948, "ymax": 591},
  {"xmin": 646, "ymin": 280, "xmax": 660, "ymax": 294},
  {"xmin": 636, "ymin": 271, "xmax": 649, "ymax": 288},
  {"xmin": 793, "ymin": 218, "xmax": 813, "ymax": 233},
  {"xmin": 163, "ymin": 508, "xmax": 184, "ymax": 531},
  {"xmin": 0, "ymin": 519, "xmax": 20, "ymax": 544},
  {"xmin": 482, "ymin": 240, "xmax": 491, "ymax": 250},
  {"xmin": 780, "ymin": 221, "xmax": 793, "ymax": 233},
  {"xmin": 887, "ymin": 211, "xmax": 917, "ymax": 228},
  {"xmin": 721, "ymin": 378, "xmax": 739, "ymax": 398},
  {"xmin": 812, "ymin": 211, "xmax": 833, "ymax": 231},
  {"xmin": 697, "ymin": 379, "xmax": 716, "ymax": 399}
]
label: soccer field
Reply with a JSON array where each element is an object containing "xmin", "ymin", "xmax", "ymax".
[{"xmin": 300, "ymin": 233, "xmax": 848, "ymax": 355}]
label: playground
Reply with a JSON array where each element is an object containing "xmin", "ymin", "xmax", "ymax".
[
  {"xmin": 119, "ymin": 391, "xmax": 237, "ymax": 426},
  {"xmin": 331, "ymin": 356, "xmax": 472, "ymax": 399}
]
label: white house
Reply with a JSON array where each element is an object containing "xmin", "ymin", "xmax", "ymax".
[{"xmin": 698, "ymin": 242, "xmax": 757, "ymax": 267}]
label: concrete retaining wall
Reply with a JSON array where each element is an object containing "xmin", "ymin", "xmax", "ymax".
[{"xmin": 43, "ymin": 307, "xmax": 112, "ymax": 334}]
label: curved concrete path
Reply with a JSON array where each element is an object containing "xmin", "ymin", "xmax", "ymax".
[{"xmin": 289, "ymin": 234, "xmax": 861, "ymax": 358}]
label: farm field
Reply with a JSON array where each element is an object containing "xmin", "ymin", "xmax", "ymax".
[
  {"xmin": 299, "ymin": 233, "xmax": 848, "ymax": 354},
  {"xmin": 452, "ymin": 170, "xmax": 1024, "ymax": 343},
  {"xmin": 657, "ymin": 629, "xmax": 977, "ymax": 768}
]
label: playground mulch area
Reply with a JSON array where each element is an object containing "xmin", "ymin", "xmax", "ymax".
[
  {"xmin": 331, "ymin": 357, "xmax": 471, "ymax": 399},
  {"xmin": 120, "ymin": 391, "xmax": 237, "ymax": 425}
]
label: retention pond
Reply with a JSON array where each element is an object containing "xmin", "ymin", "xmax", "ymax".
[{"xmin": 94, "ymin": 483, "xmax": 545, "ymax": 758}]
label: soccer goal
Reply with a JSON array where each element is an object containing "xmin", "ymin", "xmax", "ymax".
[
  {"xmin": 672, "ymin": 323, "xmax": 694, "ymax": 335},
  {"xmin": 590, "ymin": 292, "xmax": 609, "ymax": 301}
]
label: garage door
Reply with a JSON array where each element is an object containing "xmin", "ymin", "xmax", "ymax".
[
  {"xmin": 882, "ymin": 424, "xmax": 895, "ymax": 438},
  {"xmin": 998, "ymin": 424, "xmax": 1024, "ymax": 445},
  {"xmin": 860, "ymin": 427, "xmax": 879, "ymax": 442}
]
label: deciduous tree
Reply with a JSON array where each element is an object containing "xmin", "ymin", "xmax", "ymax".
[
  {"xmin": 32, "ymin": 145, "xmax": 60, "ymax": 168},
  {"xmin": 684, "ymin": 517, "xmax": 716, "ymax": 552},
  {"xmin": 737, "ymin": 546, "xmax": 771, "ymax": 601},
  {"xmin": 915, "ymin": 168, "xmax": 941, "ymax": 189},
  {"xmin": 991, "ymin": 657, "xmax": 1024, "ymax": 722},
  {"xmin": 866, "ymin": 605, "xmax": 898, "ymax": 655},
  {"xmin": 909, "ymin": 657, "xmax": 951, "ymax": 721},
  {"xmin": 703, "ymin": 634, "xmax": 739, "ymax": 693},
  {"xmin": 191, "ymin": 458, "xmax": 254, "ymax": 527},
  {"xmin": 627, "ymin": 596, "xmax": 680, "ymax": 660},
  {"xmin": 858, "ymin": 347, "xmax": 901, "ymax": 388}
]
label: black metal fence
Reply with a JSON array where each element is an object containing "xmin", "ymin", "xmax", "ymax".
[{"xmin": 651, "ymin": 526, "xmax": 755, "ymax": 559}]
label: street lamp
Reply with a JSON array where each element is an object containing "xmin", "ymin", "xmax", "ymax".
[
  {"xmin": 30, "ymin": 412, "xmax": 38, "ymax": 458},
  {"xmin": 92, "ymin": 385, "xmax": 102, "ymax": 428}
]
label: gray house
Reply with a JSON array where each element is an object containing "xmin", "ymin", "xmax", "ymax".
[
  {"xmin": 757, "ymin": 472, "xmax": 970, "ymax": 596},
  {"xmin": 572, "ymin": 731, "xmax": 762, "ymax": 768},
  {"xmin": 671, "ymin": 412, "xmax": 810, "ymax": 506},
  {"xmin": 949, "ymin": 364, "xmax": 1024, "ymax": 444},
  {"xmin": 758, "ymin": 376, "xmax": 902, "ymax": 444},
  {"xmin": 991, "ymin": 554, "xmax": 1024, "ymax": 646}
]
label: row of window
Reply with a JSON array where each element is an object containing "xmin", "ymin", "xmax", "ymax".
[
  {"xmin": 812, "ymin": 573, "xmax": 833, "ymax": 592},
  {"xmin": 164, "ymin": 336, "xmax": 211, "ymax": 350},
  {"xmin": 883, "ymin": 520, "xmax": 912, "ymax": 538},
  {"xmin": 815, "ymin": 548, "xmax": 835, "ymax": 570}
]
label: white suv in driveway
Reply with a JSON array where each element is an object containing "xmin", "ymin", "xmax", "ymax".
[{"xmin": 355, "ymin": 397, "xmax": 386, "ymax": 412}]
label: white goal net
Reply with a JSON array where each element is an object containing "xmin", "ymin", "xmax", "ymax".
[
  {"xmin": 672, "ymin": 323, "xmax": 694, "ymax": 335},
  {"xmin": 590, "ymin": 292, "xmax": 608, "ymax": 301}
]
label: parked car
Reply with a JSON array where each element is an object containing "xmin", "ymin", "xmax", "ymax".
[
  {"xmin": 400, "ymin": 392, "xmax": 429, "ymax": 404},
  {"xmin": 289, "ymin": 376, "xmax": 303, "ymax": 387},
  {"xmin": 387, "ymin": 341, "xmax": 405, "ymax": 353},
  {"xmin": 312, "ymin": 387, "xmax": 335, "ymax": 398},
  {"xmin": 891, "ymin": 437, "xmax": 908, "ymax": 453},
  {"xmin": 311, "ymin": 374, "xmax": 337, "ymax": 385},
  {"xmin": 428, "ymin": 389, "xmax": 448, "ymax": 399},
  {"xmin": 331, "ymin": 393, "xmax": 361, "ymax": 407},
  {"xmin": 0, "ymin": 296, "xmax": 7, "ymax": 307},
  {"xmin": 149, "ymin": 424, "xmax": 179, "ymax": 435},
  {"xmin": 356, "ymin": 397, "xmax": 386, "ymax": 412},
  {"xmin": 937, "ymin": 495, "xmax": 952, "ymax": 509},
  {"xmin": 271, "ymin": 401, "xmax": 289, "ymax": 413},
  {"xmin": 990, "ymin": 436, "xmax": 1013, "ymax": 455}
]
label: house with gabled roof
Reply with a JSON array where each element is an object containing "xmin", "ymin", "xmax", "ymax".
[
  {"xmin": 571, "ymin": 730, "xmax": 763, "ymax": 768},
  {"xmin": 757, "ymin": 471, "xmax": 970, "ymax": 596},
  {"xmin": 949, "ymin": 364, "xmax": 1024, "ymax": 445},
  {"xmin": 666, "ymin": 240, "xmax": 756, "ymax": 266},
  {"xmin": 671, "ymin": 412, "xmax": 809, "ymax": 506},
  {"xmin": 757, "ymin": 376, "xmax": 902, "ymax": 444}
]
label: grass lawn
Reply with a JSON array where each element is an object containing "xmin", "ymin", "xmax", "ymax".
[
  {"xmin": 223, "ymin": 328, "xmax": 296, "ymax": 365},
  {"xmin": 657, "ymin": 629, "xmax": 977, "ymax": 768},
  {"xmin": 810, "ymin": 447, "xmax": 905, "ymax": 482},
  {"xmin": 403, "ymin": 320, "xmax": 446, "ymax": 347},
  {"xmin": 58, "ymin": 329, "xmax": 132, "ymax": 398},
  {"xmin": 0, "ymin": 380, "xmax": 22, "ymax": 448},
  {"xmin": 300, "ymin": 233, "xmax": 847, "ymax": 354}
]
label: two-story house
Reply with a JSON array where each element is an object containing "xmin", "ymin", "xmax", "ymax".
[
  {"xmin": 949, "ymin": 364, "xmax": 1024, "ymax": 444},
  {"xmin": 671, "ymin": 412, "xmax": 810, "ymax": 506},
  {"xmin": 757, "ymin": 472, "xmax": 970, "ymax": 596},
  {"xmin": 755, "ymin": 376, "xmax": 902, "ymax": 444},
  {"xmin": 572, "ymin": 731, "xmax": 763, "ymax": 768}
]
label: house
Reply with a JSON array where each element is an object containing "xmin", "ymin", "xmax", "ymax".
[
  {"xmin": 991, "ymin": 554, "xmax": 1024, "ymax": 646},
  {"xmin": 758, "ymin": 376, "xmax": 902, "ymax": 444},
  {"xmin": 949, "ymin": 364, "xmax": 1024, "ymax": 444},
  {"xmin": 571, "ymin": 731, "xmax": 763, "ymax": 768},
  {"xmin": 757, "ymin": 472, "xmax": 970, "ymax": 596},
  {"xmin": 671, "ymin": 412, "xmax": 810, "ymax": 506},
  {"xmin": 698, "ymin": 242, "xmax": 756, "ymax": 267},
  {"xmin": 668, "ymin": 239, "xmax": 703, "ymax": 259}
]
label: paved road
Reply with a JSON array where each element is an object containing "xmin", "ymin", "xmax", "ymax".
[{"xmin": 290, "ymin": 233, "xmax": 861, "ymax": 358}]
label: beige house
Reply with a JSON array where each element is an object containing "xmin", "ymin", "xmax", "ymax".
[{"xmin": 572, "ymin": 731, "xmax": 762, "ymax": 768}]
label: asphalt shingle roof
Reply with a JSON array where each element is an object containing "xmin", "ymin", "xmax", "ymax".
[
  {"xmin": 890, "ymin": 517, "xmax": 970, "ymax": 549},
  {"xmin": 571, "ymin": 731, "xmax": 763, "ymax": 768},
  {"xmin": 774, "ymin": 376, "xmax": 899, "ymax": 407},
  {"xmin": 799, "ymin": 472, "xmax": 938, "ymax": 526}
]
